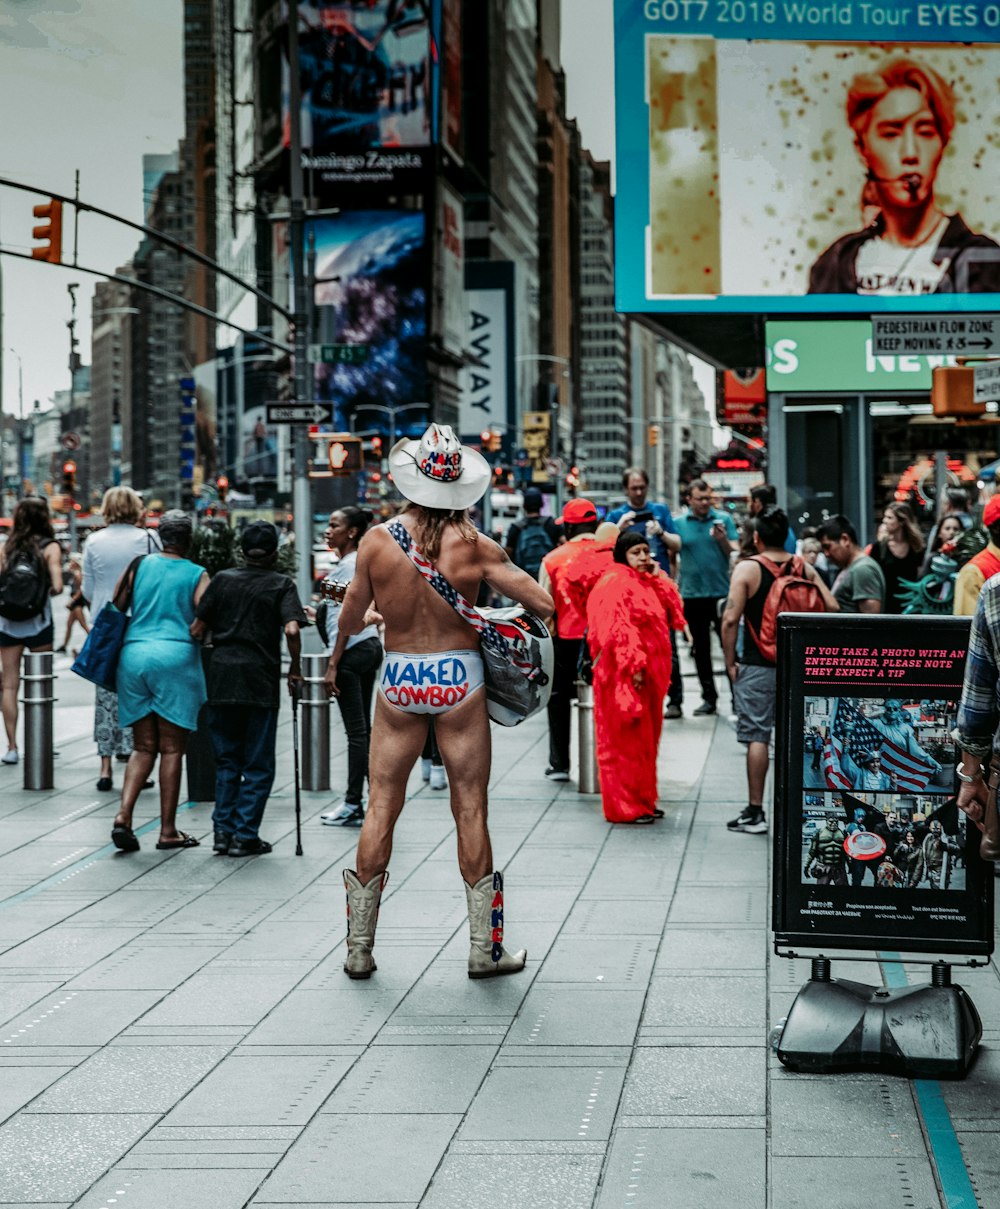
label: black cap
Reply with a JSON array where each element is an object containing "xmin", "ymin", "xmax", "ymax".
[
  {"xmin": 523, "ymin": 489, "xmax": 543, "ymax": 512},
  {"xmin": 241, "ymin": 520, "xmax": 279, "ymax": 558}
]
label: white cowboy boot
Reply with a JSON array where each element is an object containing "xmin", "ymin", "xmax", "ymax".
[
  {"xmin": 343, "ymin": 869, "xmax": 387, "ymax": 979},
  {"xmin": 465, "ymin": 870, "xmax": 526, "ymax": 979}
]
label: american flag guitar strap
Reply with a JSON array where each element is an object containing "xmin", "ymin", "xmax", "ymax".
[{"xmin": 386, "ymin": 521, "xmax": 512, "ymax": 662}]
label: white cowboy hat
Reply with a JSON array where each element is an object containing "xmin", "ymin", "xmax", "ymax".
[{"xmin": 388, "ymin": 423, "xmax": 492, "ymax": 510}]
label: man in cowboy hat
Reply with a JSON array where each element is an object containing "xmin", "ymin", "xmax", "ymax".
[{"xmin": 326, "ymin": 424, "xmax": 554, "ymax": 981}]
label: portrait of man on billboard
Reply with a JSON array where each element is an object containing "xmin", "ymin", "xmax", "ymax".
[{"xmin": 808, "ymin": 56, "xmax": 1000, "ymax": 296}]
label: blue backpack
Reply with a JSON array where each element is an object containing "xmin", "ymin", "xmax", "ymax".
[{"xmin": 514, "ymin": 517, "xmax": 555, "ymax": 579}]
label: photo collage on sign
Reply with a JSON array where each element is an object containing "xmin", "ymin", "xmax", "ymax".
[{"xmin": 800, "ymin": 696, "xmax": 964, "ymax": 893}]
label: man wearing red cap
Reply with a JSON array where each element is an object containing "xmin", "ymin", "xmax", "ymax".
[
  {"xmin": 954, "ymin": 497, "xmax": 1000, "ymax": 616},
  {"xmin": 538, "ymin": 499, "xmax": 601, "ymax": 781}
]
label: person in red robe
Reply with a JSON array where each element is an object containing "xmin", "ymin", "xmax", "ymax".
[{"xmin": 586, "ymin": 531, "xmax": 687, "ymax": 824}]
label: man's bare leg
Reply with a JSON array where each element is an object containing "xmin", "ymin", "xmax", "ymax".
[
  {"xmin": 354, "ymin": 697, "xmax": 429, "ymax": 883},
  {"xmin": 436, "ymin": 690, "xmax": 525, "ymax": 978},
  {"xmin": 746, "ymin": 740, "xmax": 769, "ymax": 809},
  {"xmin": 433, "ymin": 691, "xmax": 493, "ymax": 885}
]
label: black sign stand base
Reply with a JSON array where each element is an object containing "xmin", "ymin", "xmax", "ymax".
[{"xmin": 776, "ymin": 958, "xmax": 982, "ymax": 1079}]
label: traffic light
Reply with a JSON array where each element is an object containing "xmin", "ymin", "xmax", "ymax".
[
  {"xmin": 480, "ymin": 428, "xmax": 491, "ymax": 449},
  {"xmin": 61, "ymin": 459, "xmax": 76, "ymax": 497},
  {"xmin": 216, "ymin": 475, "xmax": 229, "ymax": 501},
  {"xmin": 565, "ymin": 465, "xmax": 580, "ymax": 490},
  {"xmin": 370, "ymin": 435, "xmax": 382, "ymax": 456},
  {"xmin": 31, "ymin": 199, "xmax": 63, "ymax": 264},
  {"xmin": 327, "ymin": 437, "xmax": 362, "ymax": 473},
  {"xmin": 480, "ymin": 429, "xmax": 502, "ymax": 453},
  {"xmin": 647, "ymin": 424, "xmax": 659, "ymax": 448}
]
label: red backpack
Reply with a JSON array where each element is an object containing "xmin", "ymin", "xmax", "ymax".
[{"xmin": 745, "ymin": 554, "xmax": 827, "ymax": 664}]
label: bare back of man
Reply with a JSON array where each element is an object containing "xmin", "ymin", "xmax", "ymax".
[{"xmin": 331, "ymin": 507, "xmax": 553, "ymax": 981}]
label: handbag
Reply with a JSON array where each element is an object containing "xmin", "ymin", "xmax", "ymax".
[
  {"xmin": 70, "ymin": 556, "xmax": 144, "ymax": 692},
  {"xmin": 387, "ymin": 521, "xmax": 553, "ymax": 726}
]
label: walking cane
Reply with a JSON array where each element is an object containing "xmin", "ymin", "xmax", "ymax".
[{"xmin": 291, "ymin": 683, "xmax": 304, "ymax": 856}]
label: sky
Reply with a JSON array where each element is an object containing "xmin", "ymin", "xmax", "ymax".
[
  {"xmin": 0, "ymin": 0, "xmax": 713, "ymax": 427},
  {"xmin": 0, "ymin": 0, "xmax": 184, "ymax": 420}
]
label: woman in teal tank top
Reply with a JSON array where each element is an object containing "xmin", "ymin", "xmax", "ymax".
[{"xmin": 112, "ymin": 511, "xmax": 209, "ymax": 853}]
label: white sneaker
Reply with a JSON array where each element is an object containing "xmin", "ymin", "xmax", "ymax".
[
  {"xmin": 1, "ymin": 750, "xmax": 17, "ymax": 765},
  {"xmin": 429, "ymin": 764, "xmax": 447, "ymax": 790},
  {"xmin": 320, "ymin": 801, "xmax": 364, "ymax": 826},
  {"xmin": 420, "ymin": 758, "xmax": 432, "ymax": 782}
]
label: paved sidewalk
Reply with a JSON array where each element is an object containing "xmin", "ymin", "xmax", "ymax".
[{"xmin": 0, "ymin": 652, "xmax": 997, "ymax": 1207}]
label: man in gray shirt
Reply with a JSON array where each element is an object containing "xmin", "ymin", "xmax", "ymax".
[{"xmin": 817, "ymin": 515, "xmax": 886, "ymax": 613}]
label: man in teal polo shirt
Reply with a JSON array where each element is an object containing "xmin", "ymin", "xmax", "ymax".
[{"xmin": 674, "ymin": 479, "xmax": 738, "ymax": 715}]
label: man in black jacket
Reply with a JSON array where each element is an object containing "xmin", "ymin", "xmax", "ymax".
[
  {"xmin": 808, "ymin": 55, "xmax": 999, "ymax": 296},
  {"xmin": 191, "ymin": 522, "xmax": 306, "ymax": 857}
]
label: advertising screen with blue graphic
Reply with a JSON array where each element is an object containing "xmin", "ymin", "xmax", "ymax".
[
  {"xmin": 311, "ymin": 210, "xmax": 430, "ymax": 440},
  {"xmin": 614, "ymin": 2, "xmax": 1000, "ymax": 314}
]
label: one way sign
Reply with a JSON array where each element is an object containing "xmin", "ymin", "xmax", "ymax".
[{"xmin": 266, "ymin": 402, "xmax": 334, "ymax": 424}]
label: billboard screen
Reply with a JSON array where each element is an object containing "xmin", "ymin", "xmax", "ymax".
[
  {"xmin": 614, "ymin": 3, "xmax": 1000, "ymax": 314},
  {"xmin": 311, "ymin": 210, "xmax": 429, "ymax": 440},
  {"xmin": 256, "ymin": 1, "xmax": 437, "ymax": 188}
]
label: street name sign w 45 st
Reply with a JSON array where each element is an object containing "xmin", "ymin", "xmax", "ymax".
[{"xmin": 266, "ymin": 402, "xmax": 334, "ymax": 425}]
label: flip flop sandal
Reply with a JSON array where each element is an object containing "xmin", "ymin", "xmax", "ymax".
[
  {"xmin": 111, "ymin": 823, "xmax": 140, "ymax": 852},
  {"xmin": 155, "ymin": 832, "xmax": 200, "ymax": 850}
]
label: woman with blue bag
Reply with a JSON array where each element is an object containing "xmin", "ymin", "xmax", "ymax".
[{"xmin": 110, "ymin": 511, "xmax": 208, "ymax": 853}]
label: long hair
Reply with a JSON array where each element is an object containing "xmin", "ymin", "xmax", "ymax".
[
  {"xmin": 884, "ymin": 502, "xmax": 925, "ymax": 554},
  {"xmin": 3, "ymin": 498, "xmax": 54, "ymax": 566},
  {"xmin": 847, "ymin": 56, "xmax": 956, "ymax": 147},
  {"xmin": 404, "ymin": 503, "xmax": 478, "ymax": 563}
]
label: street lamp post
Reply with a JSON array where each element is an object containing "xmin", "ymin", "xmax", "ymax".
[{"xmin": 516, "ymin": 354, "xmax": 573, "ymax": 515}]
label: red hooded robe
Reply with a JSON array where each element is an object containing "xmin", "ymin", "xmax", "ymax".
[{"xmin": 586, "ymin": 566, "xmax": 686, "ymax": 822}]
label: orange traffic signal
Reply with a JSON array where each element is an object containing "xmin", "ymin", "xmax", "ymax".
[{"xmin": 31, "ymin": 198, "xmax": 63, "ymax": 264}]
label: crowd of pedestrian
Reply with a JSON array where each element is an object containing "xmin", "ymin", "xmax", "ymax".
[{"xmin": 3, "ymin": 431, "xmax": 999, "ymax": 983}]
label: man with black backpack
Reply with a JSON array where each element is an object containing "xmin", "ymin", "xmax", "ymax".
[
  {"xmin": 504, "ymin": 489, "xmax": 557, "ymax": 580},
  {"xmin": 721, "ymin": 507, "xmax": 838, "ymax": 834}
]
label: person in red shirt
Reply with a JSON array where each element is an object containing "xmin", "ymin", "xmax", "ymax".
[{"xmin": 538, "ymin": 499, "xmax": 600, "ymax": 781}]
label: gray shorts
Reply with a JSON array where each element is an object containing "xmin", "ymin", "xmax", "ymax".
[{"xmin": 733, "ymin": 663, "xmax": 776, "ymax": 745}]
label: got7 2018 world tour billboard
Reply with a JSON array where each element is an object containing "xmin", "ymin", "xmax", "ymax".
[
  {"xmin": 613, "ymin": 3, "xmax": 1000, "ymax": 314},
  {"xmin": 774, "ymin": 615, "xmax": 993, "ymax": 958},
  {"xmin": 310, "ymin": 210, "xmax": 429, "ymax": 440}
]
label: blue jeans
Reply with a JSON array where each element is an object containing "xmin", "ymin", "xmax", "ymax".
[{"xmin": 209, "ymin": 705, "xmax": 279, "ymax": 843}]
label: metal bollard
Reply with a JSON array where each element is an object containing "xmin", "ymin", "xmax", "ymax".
[
  {"xmin": 22, "ymin": 651, "xmax": 55, "ymax": 791},
  {"xmin": 300, "ymin": 652, "xmax": 331, "ymax": 792},
  {"xmin": 574, "ymin": 680, "xmax": 600, "ymax": 795}
]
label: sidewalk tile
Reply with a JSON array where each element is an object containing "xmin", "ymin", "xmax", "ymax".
[
  {"xmin": 770, "ymin": 1156, "xmax": 939, "ymax": 1208},
  {"xmin": 596, "ymin": 1125, "xmax": 765, "ymax": 1209},
  {"xmin": 506, "ymin": 985, "xmax": 646, "ymax": 1047},
  {"xmin": 421, "ymin": 1153, "xmax": 602, "ymax": 1209},
  {"xmin": 318, "ymin": 1044, "xmax": 495, "ymax": 1114},
  {"xmin": 255, "ymin": 1113, "xmax": 459, "ymax": 1203},
  {"xmin": 0, "ymin": 1112, "xmax": 156, "ymax": 1201},
  {"xmin": 26, "ymin": 1044, "xmax": 230, "ymax": 1113},
  {"xmin": 458, "ymin": 1064, "xmax": 626, "ymax": 1142},
  {"xmin": 621, "ymin": 1046, "xmax": 766, "ymax": 1117}
]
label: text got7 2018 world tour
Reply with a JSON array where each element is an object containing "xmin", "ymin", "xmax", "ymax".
[{"xmin": 773, "ymin": 615, "xmax": 993, "ymax": 957}]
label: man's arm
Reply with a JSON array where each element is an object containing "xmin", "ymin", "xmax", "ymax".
[
  {"xmin": 284, "ymin": 621, "xmax": 303, "ymax": 695},
  {"xmin": 483, "ymin": 543, "xmax": 554, "ymax": 619},
  {"xmin": 853, "ymin": 561, "xmax": 885, "ymax": 614},
  {"xmin": 956, "ymin": 587, "xmax": 1000, "ymax": 827},
  {"xmin": 953, "ymin": 563, "xmax": 985, "ymax": 617},
  {"xmin": 720, "ymin": 561, "xmax": 755, "ymax": 679},
  {"xmin": 652, "ymin": 506, "xmax": 681, "ymax": 554},
  {"xmin": 803, "ymin": 560, "xmax": 839, "ymax": 612}
]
